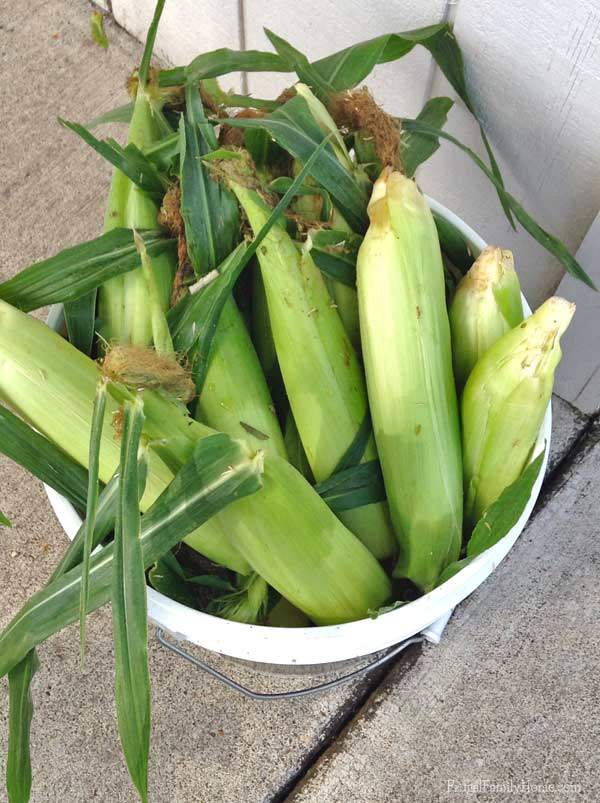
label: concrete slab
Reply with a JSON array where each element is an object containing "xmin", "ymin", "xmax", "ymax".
[
  {"xmin": 548, "ymin": 396, "xmax": 589, "ymax": 475},
  {"xmin": 291, "ymin": 424, "xmax": 600, "ymax": 803}
]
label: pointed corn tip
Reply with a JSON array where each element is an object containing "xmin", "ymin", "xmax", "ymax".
[
  {"xmin": 540, "ymin": 295, "xmax": 576, "ymax": 338},
  {"xmin": 466, "ymin": 245, "xmax": 515, "ymax": 289},
  {"xmin": 367, "ymin": 170, "xmax": 426, "ymax": 225}
]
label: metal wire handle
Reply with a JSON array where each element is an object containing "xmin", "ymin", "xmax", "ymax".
[{"xmin": 156, "ymin": 628, "xmax": 423, "ymax": 700}]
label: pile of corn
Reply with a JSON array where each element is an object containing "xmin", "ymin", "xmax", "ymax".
[
  {"xmin": 0, "ymin": 6, "xmax": 586, "ymax": 801},
  {"xmin": 0, "ymin": 83, "xmax": 576, "ymax": 628}
]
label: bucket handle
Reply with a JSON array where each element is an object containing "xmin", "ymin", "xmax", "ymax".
[{"xmin": 156, "ymin": 628, "xmax": 423, "ymax": 700}]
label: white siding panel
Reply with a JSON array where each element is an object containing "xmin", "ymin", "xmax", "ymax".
[
  {"xmin": 555, "ymin": 212, "xmax": 600, "ymax": 413},
  {"xmin": 418, "ymin": 0, "xmax": 600, "ymax": 307},
  {"xmin": 111, "ymin": 0, "xmax": 244, "ymax": 91},
  {"xmin": 243, "ymin": 0, "xmax": 447, "ymax": 117}
]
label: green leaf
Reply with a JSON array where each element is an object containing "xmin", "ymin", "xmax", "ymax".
[
  {"xmin": 433, "ymin": 212, "xmax": 474, "ymax": 274},
  {"xmin": 268, "ymin": 177, "xmax": 333, "ymax": 222},
  {"xmin": 0, "ymin": 405, "xmax": 88, "ymax": 511},
  {"xmin": 168, "ymin": 242, "xmax": 248, "ymax": 392},
  {"xmin": 148, "ymin": 557, "xmax": 198, "ymax": 608},
  {"xmin": 85, "ymin": 102, "xmax": 134, "ymax": 129},
  {"xmin": 159, "ymin": 49, "xmax": 288, "ymax": 87},
  {"xmin": 112, "ymin": 399, "xmax": 150, "ymax": 802},
  {"xmin": 64, "ymin": 292, "xmax": 97, "ymax": 356},
  {"xmin": 219, "ymin": 93, "xmax": 279, "ymax": 111},
  {"xmin": 0, "ymin": 433, "xmax": 263, "ymax": 679},
  {"xmin": 402, "ymin": 97, "xmax": 454, "ymax": 178},
  {"xmin": 334, "ymin": 411, "xmax": 373, "ymax": 472},
  {"xmin": 0, "ymin": 229, "xmax": 175, "ymax": 312},
  {"xmin": 79, "ymin": 380, "xmax": 107, "ymax": 662},
  {"xmin": 0, "ymin": 510, "xmax": 11, "ymax": 527},
  {"xmin": 6, "ymin": 649, "xmax": 39, "ymax": 803},
  {"xmin": 315, "ymin": 459, "xmax": 386, "ymax": 513},
  {"xmin": 436, "ymin": 556, "xmax": 475, "ymax": 586},
  {"xmin": 59, "ymin": 119, "xmax": 167, "ymax": 196},
  {"xmin": 307, "ymin": 229, "xmax": 362, "ymax": 287},
  {"xmin": 264, "ymin": 28, "xmax": 332, "ymax": 100},
  {"xmin": 90, "ymin": 10, "xmax": 108, "ymax": 49},
  {"xmin": 311, "ymin": 24, "xmax": 447, "ymax": 90},
  {"xmin": 4, "ymin": 463, "xmax": 144, "ymax": 803},
  {"xmin": 437, "ymin": 450, "xmax": 546, "ymax": 587},
  {"xmin": 401, "ymin": 119, "xmax": 597, "ymax": 290},
  {"xmin": 180, "ymin": 83, "xmax": 240, "ymax": 276},
  {"xmin": 138, "ymin": 0, "xmax": 166, "ymax": 86},
  {"xmin": 224, "ymin": 95, "xmax": 369, "ymax": 232},
  {"xmin": 143, "ymin": 132, "xmax": 180, "ymax": 173},
  {"xmin": 467, "ymin": 450, "xmax": 546, "ymax": 557}
]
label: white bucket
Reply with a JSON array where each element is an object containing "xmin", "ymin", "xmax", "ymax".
[{"xmin": 44, "ymin": 197, "xmax": 551, "ymax": 667}]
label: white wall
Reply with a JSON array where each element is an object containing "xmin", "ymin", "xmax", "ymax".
[{"xmin": 111, "ymin": 0, "xmax": 600, "ymax": 408}]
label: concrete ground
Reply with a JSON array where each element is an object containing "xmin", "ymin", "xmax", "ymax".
[{"xmin": 0, "ymin": 3, "xmax": 598, "ymax": 801}]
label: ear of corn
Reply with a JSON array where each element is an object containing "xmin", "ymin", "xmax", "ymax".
[
  {"xmin": 0, "ymin": 300, "xmax": 390, "ymax": 623},
  {"xmin": 449, "ymin": 245, "xmax": 523, "ymax": 388},
  {"xmin": 98, "ymin": 87, "xmax": 175, "ymax": 346},
  {"xmin": 290, "ymin": 90, "xmax": 363, "ymax": 350},
  {"xmin": 357, "ymin": 169, "xmax": 463, "ymax": 591},
  {"xmin": 195, "ymin": 297, "xmax": 287, "ymax": 457},
  {"xmin": 462, "ymin": 296, "xmax": 575, "ymax": 529},
  {"xmin": 228, "ymin": 454, "xmax": 391, "ymax": 625},
  {"xmin": 0, "ymin": 299, "xmax": 249, "ymax": 575},
  {"xmin": 231, "ymin": 181, "xmax": 396, "ymax": 559}
]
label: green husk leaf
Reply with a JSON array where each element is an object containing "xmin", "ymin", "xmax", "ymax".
[
  {"xmin": 180, "ymin": 82, "xmax": 239, "ymax": 276},
  {"xmin": 143, "ymin": 132, "xmax": 180, "ymax": 173},
  {"xmin": 6, "ymin": 650, "xmax": 39, "ymax": 803},
  {"xmin": 4, "ymin": 456, "xmax": 147, "ymax": 803},
  {"xmin": 467, "ymin": 450, "xmax": 546, "ymax": 557},
  {"xmin": 134, "ymin": 231, "xmax": 175, "ymax": 356},
  {"xmin": 186, "ymin": 574, "xmax": 235, "ymax": 591},
  {"xmin": 224, "ymin": 95, "xmax": 369, "ymax": 232},
  {"xmin": 436, "ymin": 556, "xmax": 475, "ymax": 586},
  {"xmin": 312, "ymin": 24, "xmax": 447, "ymax": 90},
  {"xmin": 138, "ymin": 0, "xmax": 166, "ymax": 87},
  {"xmin": 401, "ymin": 97, "xmax": 453, "ymax": 177},
  {"xmin": 0, "ymin": 405, "xmax": 89, "ymax": 511},
  {"xmin": 307, "ymin": 228, "xmax": 362, "ymax": 287},
  {"xmin": 264, "ymin": 28, "xmax": 332, "ymax": 100},
  {"xmin": 168, "ymin": 242, "xmax": 249, "ymax": 391},
  {"xmin": 159, "ymin": 49, "xmax": 288, "ymax": 87},
  {"xmin": 64, "ymin": 292, "xmax": 97, "ymax": 356},
  {"xmin": 0, "ymin": 229, "xmax": 175, "ymax": 312},
  {"xmin": 215, "ymin": 92, "xmax": 279, "ymax": 111},
  {"xmin": 85, "ymin": 102, "xmax": 134, "ymax": 129},
  {"xmin": 147, "ymin": 557, "xmax": 198, "ymax": 608},
  {"xmin": 59, "ymin": 119, "xmax": 167, "ymax": 196},
  {"xmin": 79, "ymin": 381, "xmax": 108, "ymax": 662},
  {"xmin": 269, "ymin": 177, "xmax": 333, "ymax": 222},
  {"xmin": 0, "ymin": 434, "xmax": 263, "ymax": 679},
  {"xmin": 367, "ymin": 599, "xmax": 408, "ymax": 618},
  {"xmin": 0, "ymin": 510, "xmax": 10, "ymax": 527},
  {"xmin": 334, "ymin": 411, "xmax": 372, "ymax": 472},
  {"xmin": 437, "ymin": 450, "xmax": 546, "ymax": 587},
  {"xmin": 90, "ymin": 10, "xmax": 108, "ymax": 49},
  {"xmin": 315, "ymin": 459, "xmax": 386, "ymax": 513},
  {"xmin": 401, "ymin": 119, "xmax": 596, "ymax": 290},
  {"xmin": 433, "ymin": 212, "xmax": 474, "ymax": 273},
  {"xmin": 112, "ymin": 399, "xmax": 151, "ymax": 802},
  {"xmin": 199, "ymin": 148, "xmax": 244, "ymax": 162}
]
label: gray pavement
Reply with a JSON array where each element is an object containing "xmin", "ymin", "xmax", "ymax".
[{"xmin": 0, "ymin": 3, "xmax": 597, "ymax": 802}]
